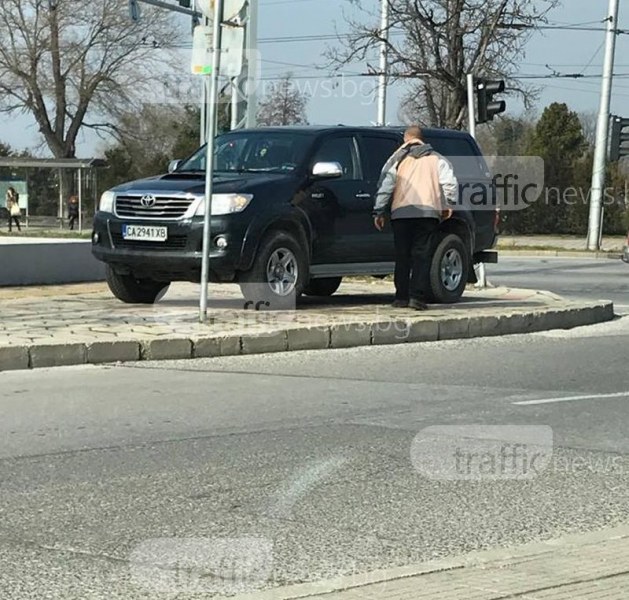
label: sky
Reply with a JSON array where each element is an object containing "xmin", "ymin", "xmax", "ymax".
[{"xmin": 2, "ymin": 0, "xmax": 629, "ymax": 156}]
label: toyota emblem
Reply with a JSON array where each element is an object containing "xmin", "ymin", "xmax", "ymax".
[{"xmin": 140, "ymin": 194, "xmax": 157, "ymax": 208}]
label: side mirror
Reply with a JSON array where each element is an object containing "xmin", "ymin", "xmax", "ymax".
[
  {"xmin": 311, "ymin": 161, "xmax": 343, "ymax": 179},
  {"xmin": 168, "ymin": 159, "xmax": 182, "ymax": 173}
]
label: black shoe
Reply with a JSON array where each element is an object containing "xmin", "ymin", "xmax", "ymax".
[
  {"xmin": 391, "ymin": 299, "xmax": 409, "ymax": 308},
  {"xmin": 409, "ymin": 298, "xmax": 428, "ymax": 311}
]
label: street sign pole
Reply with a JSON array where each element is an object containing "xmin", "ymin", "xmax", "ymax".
[{"xmin": 199, "ymin": 0, "xmax": 224, "ymax": 323}]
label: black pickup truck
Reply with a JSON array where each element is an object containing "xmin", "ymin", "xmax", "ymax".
[{"xmin": 92, "ymin": 126, "xmax": 498, "ymax": 308}]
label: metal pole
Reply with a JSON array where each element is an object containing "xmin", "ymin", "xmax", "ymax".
[
  {"xmin": 58, "ymin": 168, "xmax": 63, "ymax": 229},
  {"xmin": 198, "ymin": 5, "xmax": 210, "ymax": 146},
  {"xmin": 78, "ymin": 168, "xmax": 83, "ymax": 232},
  {"xmin": 200, "ymin": 0, "xmax": 224, "ymax": 322},
  {"xmin": 200, "ymin": 77, "xmax": 208, "ymax": 145},
  {"xmin": 231, "ymin": 78, "xmax": 239, "ymax": 130},
  {"xmin": 467, "ymin": 73, "xmax": 476, "ymax": 139},
  {"xmin": 377, "ymin": 0, "xmax": 389, "ymax": 126},
  {"xmin": 587, "ymin": 0, "xmax": 619, "ymax": 250},
  {"xmin": 136, "ymin": 0, "xmax": 201, "ymax": 18},
  {"xmin": 245, "ymin": 0, "xmax": 258, "ymax": 128}
]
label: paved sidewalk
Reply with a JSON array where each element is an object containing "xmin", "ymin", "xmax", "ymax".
[
  {"xmin": 0, "ymin": 280, "xmax": 614, "ymax": 371},
  {"xmin": 229, "ymin": 524, "xmax": 629, "ymax": 600},
  {"xmin": 499, "ymin": 234, "xmax": 625, "ymax": 253}
]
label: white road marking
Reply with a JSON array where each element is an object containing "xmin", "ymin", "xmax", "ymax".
[
  {"xmin": 264, "ymin": 455, "xmax": 349, "ymax": 519},
  {"xmin": 513, "ymin": 391, "xmax": 629, "ymax": 406}
]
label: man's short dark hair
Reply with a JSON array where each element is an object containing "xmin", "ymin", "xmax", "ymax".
[{"xmin": 404, "ymin": 125, "xmax": 423, "ymax": 140}]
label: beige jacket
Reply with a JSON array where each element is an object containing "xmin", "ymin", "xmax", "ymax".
[{"xmin": 373, "ymin": 140, "xmax": 458, "ymax": 220}]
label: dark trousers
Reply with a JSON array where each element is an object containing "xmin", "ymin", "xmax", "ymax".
[
  {"xmin": 391, "ymin": 217, "xmax": 439, "ymax": 301},
  {"xmin": 8, "ymin": 216, "xmax": 20, "ymax": 231},
  {"xmin": 69, "ymin": 215, "xmax": 77, "ymax": 230}
]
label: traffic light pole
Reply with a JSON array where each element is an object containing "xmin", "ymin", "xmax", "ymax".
[
  {"xmin": 466, "ymin": 74, "xmax": 476, "ymax": 139},
  {"xmin": 199, "ymin": 0, "xmax": 224, "ymax": 323},
  {"xmin": 466, "ymin": 73, "xmax": 487, "ymax": 289},
  {"xmin": 587, "ymin": 0, "xmax": 619, "ymax": 251}
]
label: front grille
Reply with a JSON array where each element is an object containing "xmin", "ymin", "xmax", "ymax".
[
  {"xmin": 111, "ymin": 233, "xmax": 188, "ymax": 251},
  {"xmin": 115, "ymin": 195, "xmax": 195, "ymax": 220}
]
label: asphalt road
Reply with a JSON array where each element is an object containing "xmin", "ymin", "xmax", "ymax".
[
  {"xmin": 489, "ymin": 255, "xmax": 629, "ymax": 310},
  {"xmin": 1, "ymin": 257, "xmax": 628, "ymax": 599}
]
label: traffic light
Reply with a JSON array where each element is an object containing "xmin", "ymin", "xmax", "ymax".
[
  {"xmin": 476, "ymin": 78, "xmax": 506, "ymax": 124},
  {"xmin": 609, "ymin": 115, "xmax": 629, "ymax": 162}
]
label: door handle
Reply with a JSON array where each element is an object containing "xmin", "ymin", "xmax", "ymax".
[{"xmin": 355, "ymin": 193, "xmax": 371, "ymax": 199}]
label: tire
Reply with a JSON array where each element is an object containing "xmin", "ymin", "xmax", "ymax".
[
  {"xmin": 303, "ymin": 276, "xmax": 342, "ymax": 297},
  {"xmin": 106, "ymin": 265, "xmax": 170, "ymax": 304},
  {"xmin": 238, "ymin": 231, "xmax": 308, "ymax": 310},
  {"xmin": 427, "ymin": 233, "xmax": 469, "ymax": 304}
]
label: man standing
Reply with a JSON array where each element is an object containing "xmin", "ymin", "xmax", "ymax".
[{"xmin": 373, "ymin": 126, "xmax": 458, "ymax": 310}]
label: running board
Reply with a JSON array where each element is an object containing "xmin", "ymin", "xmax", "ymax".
[{"xmin": 310, "ymin": 262, "xmax": 395, "ymax": 278}]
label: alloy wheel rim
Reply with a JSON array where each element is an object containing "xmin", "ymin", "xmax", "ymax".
[
  {"xmin": 266, "ymin": 248, "xmax": 298, "ymax": 296},
  {"xmin": 441, "ymin": 248, "xmax": 463, "ymax": 291}
]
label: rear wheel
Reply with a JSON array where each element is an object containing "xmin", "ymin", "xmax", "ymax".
[
  {"xmin": 238, "ymin": 231, "xmax": 308, "ymax": 310},
  {"xmin": 106, "ymin": 266, "xmax": 170, "ymax": 304},
  {"xmin": 426, "ymin": 233, "xmax": 469, "ymax": 304},
  {"xmin": 303, "ymin": 276, "xmax": 342, "ymax": 297}
]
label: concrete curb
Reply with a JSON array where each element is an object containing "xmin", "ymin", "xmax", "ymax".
[
  {"xmin": 498, "ymin": 249, "xmax": 622, "ymax": 259},
  {"xmin": 0, "ymin": 300, "xmax": 615, "ymax": 372},
  {"xmin": 220, "ymin": 523, "xmax": 629, "ymax": 600}
]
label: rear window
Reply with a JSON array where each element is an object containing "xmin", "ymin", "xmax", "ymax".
[{"xmin": 426, "ymin": 135, "xmax": 488, "ymax": 180}]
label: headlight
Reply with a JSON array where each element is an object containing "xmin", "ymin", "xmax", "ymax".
[
  {"xmin": 195, "ymin": 193, "xmax": 253, "ymax": 216},
  {"xmin": 99, "ymin": 191, "xmax": 115, "ymax": 213}
]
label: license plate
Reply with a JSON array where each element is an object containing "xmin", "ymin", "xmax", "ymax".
[{"xmin": 122, "ymin": 225, "xmax": 168, "ymax": 242}]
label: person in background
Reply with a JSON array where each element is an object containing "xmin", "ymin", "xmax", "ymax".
[
  {"xmin": 6, "ymin": 186, "xmax": 21, "ymax": 232},
  {"xmin": 68, "ymin": 195, "xmax": 79, "ymax": 230},
  {"xmin": 373, "ymin": 125, "xmax": 458, "ymax": 310}
]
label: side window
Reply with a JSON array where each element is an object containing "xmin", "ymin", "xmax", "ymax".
[
  {"xmin": 426, "ymin": 136, "xmax": 487, "ymax": 180},
  {"xmin": 361, "ymin": 136, "xmax": 400, "ymax": 181},
  {"xmin": 312, "ymin": 136, "xmax": 359, "ymax": 180}
]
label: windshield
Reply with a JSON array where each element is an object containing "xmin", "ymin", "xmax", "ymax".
[{"xmin": 177, "ymin": 132, "xmax": 312, "ymax": 174}]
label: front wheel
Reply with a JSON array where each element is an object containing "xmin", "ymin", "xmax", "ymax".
[
  {"xmin": 106, "ymin": 266, "xmax": 170, "ymax": 304},
  {"xmin": 427, "ymin": 233, "xmax": 469, "ymax": 304},
  {"xmin": 238, "ymin": 231, "xmax": 308, "ymax": 310}
]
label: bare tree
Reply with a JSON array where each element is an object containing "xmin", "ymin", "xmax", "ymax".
[
  {"xmin": 258, "ymin": 74, "xmax": 309, "ymax": 126},
  {"xmin": 0, "ymin": 0, "xmax": 182, "ymax": 158},
  {"xmin": 578, "ymin": 110, "xmax": 597, "ymax": 148},
  {"xmin": 332, "ymin": 0, "xmax": 559, "ymax": 128}
]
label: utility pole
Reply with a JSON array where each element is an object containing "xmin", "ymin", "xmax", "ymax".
[
  {"xmin": 587, "ymin": 0, "xmax": 620, "ymax": 250},
  {"xmin": 199, "ymin": 0, "xmax": 224, "ymax": 322},
  {"xmin": 377, "ymin": 0, "xmax": 389, "ymax": 126},
  {"xmin": 245, "ymin": 0, "xmax": 258, "ymax": 128}
]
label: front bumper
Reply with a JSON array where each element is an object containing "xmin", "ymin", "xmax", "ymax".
[{"xmin": 91, "ymin": 213, "xmax": 245, "ymax": 282}]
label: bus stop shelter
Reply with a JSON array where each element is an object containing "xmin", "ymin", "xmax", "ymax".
[{"xmin": 0, "ymin": 157, "xmax": 106, "ymax": 232}]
